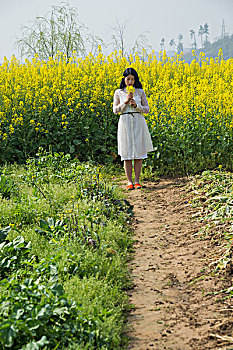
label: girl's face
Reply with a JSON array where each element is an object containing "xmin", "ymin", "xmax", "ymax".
[{"xmin": 125, "ymin": 74, "xmax": 135, "ymax": 87}]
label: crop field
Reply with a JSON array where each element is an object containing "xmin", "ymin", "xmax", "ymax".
[
  {"xmin": 1, "ymin": 48, "xmax": 233, "ymax": 348},
  {"xmin": 0, "ymin": 49, "xmax": 233, "ymax": 173}
]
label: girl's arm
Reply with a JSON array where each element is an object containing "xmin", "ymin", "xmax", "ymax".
[
  {"xmin": 135, "ymin": 90, "xmax": 150, "ymax": 114},
  {"xmin": 113, "ymin": 90, "xmax": 127, "ymax": 114}
]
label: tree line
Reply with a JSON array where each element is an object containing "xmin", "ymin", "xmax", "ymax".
[
  {"xmin": 161, "ymin": 23, "xmax": 210, "ymax": 54},
  {"xmin": 16, "ymin": 2, "xmax": 151, "ymax": 62},
  {"xmin": 15, "ymin": 3, "xmax": 232, "ymax": 63},
  {"xmin": 160, "ymin": 20, "xmax": 233, "ymax": 61}
]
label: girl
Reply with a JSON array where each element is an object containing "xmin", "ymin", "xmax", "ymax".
[{"xmin": 113, "ymin": 67, "xmax": 154, "ymax": 190}]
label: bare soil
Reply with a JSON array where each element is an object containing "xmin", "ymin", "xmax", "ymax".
[{"xmin": 122, "ymin": 178, "xmax": 233, "ymax": 350}]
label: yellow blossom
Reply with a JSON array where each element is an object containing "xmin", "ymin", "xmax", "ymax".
[{"xmin": 126, "ymin": 86, "xmax": 135, "ymax": 94}]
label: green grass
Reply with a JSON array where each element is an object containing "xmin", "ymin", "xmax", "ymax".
[{"xmin": 0, "ymin": 150, "xmax": 133, "ymax": 349}]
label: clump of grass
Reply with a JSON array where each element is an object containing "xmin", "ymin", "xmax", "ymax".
[{"xmin": 189, "ymin": 168, "xmax": 233, "ymax": 299}]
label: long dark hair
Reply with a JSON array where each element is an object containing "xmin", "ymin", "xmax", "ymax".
[{"xmin": 120, "ymin": 67, "xmax": 143, "ymax": 89}]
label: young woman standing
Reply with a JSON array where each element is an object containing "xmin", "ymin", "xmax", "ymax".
[{"xmin": 113, "ymin": 67, "xmax": 154, "ymax": 190}]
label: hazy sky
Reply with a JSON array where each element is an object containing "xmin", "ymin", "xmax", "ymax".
[{"xmin": 0, "ymin": 0, "xmax": 232, "ymax": 61}]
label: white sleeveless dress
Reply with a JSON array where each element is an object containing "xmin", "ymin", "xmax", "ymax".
[{"xmin": 113, "ymin": 88, "xmax": 154, "ymax": 161}]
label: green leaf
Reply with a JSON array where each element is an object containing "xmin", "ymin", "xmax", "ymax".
[
  {"xmin": 36, "ymin": 307, "xmax": 47, "ymax": 318},
  {"xmin": 21, "ymin": 336, "xmax": 49, "ymax": 349},
  {"xmin": 0, "ymin": 226, "xmax": 11, "ymax": 243},
  {"xmin": 69, "ymin": 145, "xmax": 75, "ymax": 153},
  {"xmin": 39, "ymin": 219, "xmax": 51, "ymax": 232},
  {"xmin": 1, "ymin": 324, "xmax": 17, "ymax": 347},
  {"xmin": 47, "ymin": 218, "xmax": 55, "ymax": 227},
  {"xmin": 37, "ymin": 336, "xmax": 49, "ymax": 346},
  {"xmin": 51, "ymin": 283, "xmax": 65, "ymax": 296},
  {"xmin": 13, "ymin": 235, "xmax": 25, "ymax": 248},
  {"xmin": 15, "ymin": 308, "xmax": 25, "ymax": 319},
  {"xmin": 53, "ymin": 307, "xmax": 68, "ymax": 315},
  {"xmin": 73, "ymin": 139, "xmax": 81, "ymax": 146}
]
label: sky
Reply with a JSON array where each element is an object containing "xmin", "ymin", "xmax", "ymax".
[{"xmin": 0, "ymin": 0, "xmax": 232, "ymax": 62}]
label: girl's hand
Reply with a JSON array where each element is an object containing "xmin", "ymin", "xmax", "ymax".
[
  {"xmin": 125, "ymin": 92, "xmax": 133, "ymax": 104},
  {"xmin": 129, "ymin": 98, "xmax": 137, "ymax": 108}
]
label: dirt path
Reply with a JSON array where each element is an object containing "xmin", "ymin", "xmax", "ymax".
[{"xmin": 124, "ymin": 178, "xmax": 233, "ymax": 350}]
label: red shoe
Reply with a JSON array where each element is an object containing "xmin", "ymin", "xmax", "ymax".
[
  {"xmin": 134, "ymin": 183, "xmax": 142, "ymax": 189},
  {"xmin": 126, "ymin": 184, "xmax": 134, "ymax": 190}
]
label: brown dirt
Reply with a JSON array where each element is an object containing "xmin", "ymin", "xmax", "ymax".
[{"xmin": 122, "ymin": 178, "xmax": 233, "ymax": 350}]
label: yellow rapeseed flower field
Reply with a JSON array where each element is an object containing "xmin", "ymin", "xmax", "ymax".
[{"xmin": 0, "ymin": 48, "xmax": 233, "ymax": 173}]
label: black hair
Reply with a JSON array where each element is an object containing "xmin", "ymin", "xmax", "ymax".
[{"xmin": 120, "ymin": 67, "xmax": 143, "ymax": 89}]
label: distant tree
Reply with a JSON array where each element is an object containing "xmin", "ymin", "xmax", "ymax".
[
  {"xmin": 178, "ymin": 34, "xmax": 183, "ymax": 42},
  {"xmin": 204, "ymin": 34, "xmax": 233, "ymax": 59},
  {"xmin": 177, "ymin": 34, "xmax": 183, "ymax": 54},
  {"xmin": 111, "ymin": 20, "xmax": 127, "ymax": 56},
  {"xmin": 160, "ymin": 38, "xmax": 165, "ymax": 51},
  {"xmin": 221, "ymin": 19, "xmax": 226, "ymax": 39},
  {"xmin": 111, "ymin": 19, "xmax": 151, "ymax": 59},
  {"xmin": 183, "ymin": 31, "xmax": 233, "ymax": 63},
  {"xmin": 198, "ymin": 25, "xmax": 204, "ymax": 48},
  {"xmin": 169, "ymin": 38, "xmax": 176, "ymax": 52},
  {"xmin": 16, "ymin": 2, "xmax": 103, "ymax": 61},
  {"xmin": 190, "ymin": 29, "xmax": 197, "ymax": 50},
  {"xmin": 177, "ymin": 43, "xmax": 184, "ymax": 54},
  {"xmin": 203, "ymin": 23, "xmax": 209, "ymax": 44},
  {"xmin": 131, "ymin": 32, "xmax": 152, "ymax": 59}
]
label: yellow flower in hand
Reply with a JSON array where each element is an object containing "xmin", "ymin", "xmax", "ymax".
[{"xmin": 126, "ymin": 86, "xmax": 135, "ymax": 95}]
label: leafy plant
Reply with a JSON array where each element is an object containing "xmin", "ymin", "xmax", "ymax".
[
  {"xmin": 0, "ymin": 156, "xmax": 132, "ymax": 349},
  {"xmin": 0, "ymin": 235, "xmax": 32, "ymax": 278},
  {"xmin": 0, "ymin": 174, "xmax": 17, "ymax": 199},
  {"xmin": 0, "ymin": 226, "xmax": 11, "ymax": 243},
  {"xmin": 35, "ymin": 218, "xmax": 66, "ymax": 238},
  {"xmin": 0, "ymin": 278, "xmax": 110, "ymax": 349}
]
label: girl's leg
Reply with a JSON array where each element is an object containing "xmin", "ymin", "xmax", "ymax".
[
  {"xmin": 134, "ymin": 159, "xmax": 142, "ymax": 184},
  {"xmin": 124, "ymin": 160, "xmax": 133, "ymax": 185}
]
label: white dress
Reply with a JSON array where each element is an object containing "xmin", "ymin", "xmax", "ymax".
[{"xmin": 113, "ymin": 88, "xmax": 154, "ymax": 161}]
